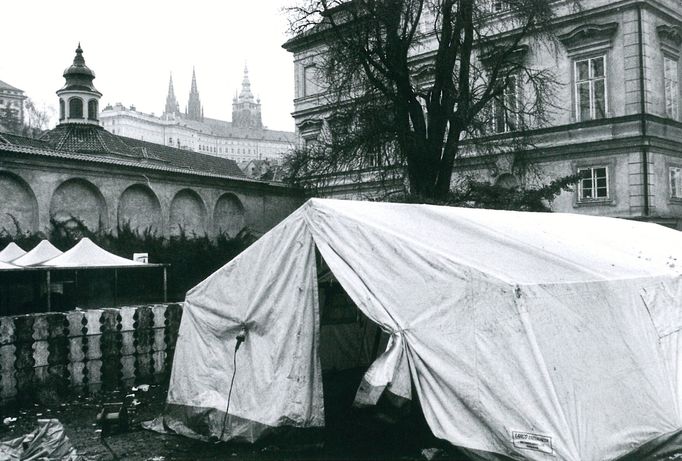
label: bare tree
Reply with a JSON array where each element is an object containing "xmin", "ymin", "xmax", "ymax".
[
  {"xmin": 286, "ymin": 0, "xmax": 575, "ymax": 200},
  {"xmin": 23, "ymin": 99, "xmax": 53, "ymax": 138},
  {"xmin": 0, "ymin": 105, "xmax": 22, "ymax": 135}
]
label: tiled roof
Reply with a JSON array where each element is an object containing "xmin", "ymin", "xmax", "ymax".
[
  {"xmin": 1, "ymin": 124, "xmax": 247, "ymax": 180},
  {"xmin": 0, "ymin": 80, "xmax": 23, "ymax": 93},
  {"xmin": 0, "ymin": 132, "xmax": 46, "ymax": 148},
  {"xmin": 40, "ymin": 124, "xmax": 140, "ymax": 157}
]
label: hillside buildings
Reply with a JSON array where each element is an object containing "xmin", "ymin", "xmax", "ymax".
[
  {"xmin": 284, "ymin": 0, "xmax": 682, "ymax": 228},
  {"xmin": 0, "ymin": 79, "xmax": 26, "ymax": 130},
  {"xmin": 99, "ymin": 67, "xmax": 295, "ymax": 164},
  {"xmin": 0, "ymin": 45, "xmax": 302, "ymax": 240}
]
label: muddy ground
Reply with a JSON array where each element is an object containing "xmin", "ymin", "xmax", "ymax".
[{"xmin": 0, "ymin": 371, "xmax": 467, "ymax": 460}]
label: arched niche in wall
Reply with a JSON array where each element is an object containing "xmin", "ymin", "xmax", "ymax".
[
  {"xmin": 0, "ymin": 172, "xmax": 39, "ymax": 235},
  {"xmin": 169, "ymin": 189, "xmax": 207, "ymax": 237},
  {"xmin": 495, "ymin": 173, "xmax": 519, "ymax": 189},
  {"xmin": 50, "ymin": 178, "xmax": 108, "ymax": 232},
  {"xmin": 213, "ymin": 193, "xmax": 245, "ymax": 238},
  {"xmin": 117, "ymin": 184, "xmax": 162, "ymax": 235}
]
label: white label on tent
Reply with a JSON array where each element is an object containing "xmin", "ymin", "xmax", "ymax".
[
  {"xmin": 133, "ymin": 253, "xmax": 149, "ymax": 263},
  {"xmin": 512, "ymin": 431, "xmax": 553, "ymax": 454}
]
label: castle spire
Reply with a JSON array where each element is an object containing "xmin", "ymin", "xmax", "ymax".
[
  {"xmin": 164, "ymin": 73, "xmax": 180, "ymax": 116},
  {"xmin": 232, "ymin": 64, "xmax": 262, "ymax": 129},
  {"xmin": 186, "ymin": 67, "xmax": 203, "ymax": 121},
  {"xmin": 191, "ymin": 67, "xmax": 198, "ymax": 93},
  {"xmin": 239, "ymin": 65, "xmax": 255, "ymax": 103}
]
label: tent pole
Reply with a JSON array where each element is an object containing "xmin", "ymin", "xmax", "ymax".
[
  {"xmin": 75, "ymin": 270, "xmax": 78, "ymax": 308},
  {"xmin": 46, "ymin": 270, "xmax": 51, "ymax": 313},
  {"xmin": 163, "ymin": 266, "xmax": 168, "ymax": 303},
  {"xmin": 114, "ymin": 268, "xmax": 118, "ymax": 308}
]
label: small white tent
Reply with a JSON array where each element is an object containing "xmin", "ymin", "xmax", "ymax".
[
  {"xmin": 0, "ymin": 242, "xmax": 26, "ymax": 262},
  {"xmin": 0, "ymin": 260, "xmax": 19, "ymax": 270},
  {"xmin": 157, "ymin": 199, "xmax": 682, "ymax": 460},
  {"xmin": 41, "ymin": 238, "xmax": 144, "ymax": 268},
  {"xmin": 12, "ymin": 240, "xmax": 62, "ymax": 267}
]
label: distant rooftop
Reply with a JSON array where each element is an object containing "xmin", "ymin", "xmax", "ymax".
[{"xmin": 0, "ymin": 79, "xmax": 25, "ymax": 94}]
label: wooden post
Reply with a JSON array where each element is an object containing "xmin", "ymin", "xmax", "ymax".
[
  {"xmin": 114, "ymin": 268, "xmax": 118, "ymax": 307},
  {"xmin": 163, "ymin": 266, "xmax": 168, "ymax": 303},
  {"xmin": 46, "ymin": 270, "xmax": 51, "ymax": 312}
]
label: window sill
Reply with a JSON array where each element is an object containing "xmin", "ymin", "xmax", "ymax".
[{"xmin": 574, "ymin": 198, "xmax": 615, "ymax": 207}]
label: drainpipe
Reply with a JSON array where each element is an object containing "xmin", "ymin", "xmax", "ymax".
[{"xmin": 637, "ymin": 3, "xmax": 650, "ymax": 217}]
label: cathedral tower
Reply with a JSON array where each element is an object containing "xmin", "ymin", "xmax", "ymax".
[
  {"xmin": 164, "ymin": 73, "xmax": 180, "ymax": 117},
  {"xmin": 57, "ymin": 44, "xmax": 102, "ymax": 125},
  {"xmin": 186, "ymin": 67, "xmax": 203, "ymax": 121},
  {"xmin": 232, "ymin": 65, "xmax": 262, "ymax": 129}
]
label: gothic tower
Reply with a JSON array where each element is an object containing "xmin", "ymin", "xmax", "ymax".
[
  {"xmin": 164, "ymin": 73, "xmax": 180, "ymax": 117},
  {"xmin": 186, "ymin": 67, "xmax": 203, "ymax": 121},
  {"xmin": 232, "ymin": 65, "xmax": 262, "ymax": 129},
  {"xmin": 57, "ymin": 43, "xmax": 102, "ymax": 125}
]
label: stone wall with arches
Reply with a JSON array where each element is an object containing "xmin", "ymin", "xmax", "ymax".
[
  {"xmin": 0, "ymin": 172, "xmax": 39, "ymax": 235},
  {"xmin": 0, "ymin": 154, "xmax": 303, "ymax": 241}
]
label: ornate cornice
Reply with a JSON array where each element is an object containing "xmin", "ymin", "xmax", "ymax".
[
  {"xmin": 658, "ymin": 24, "xmax": 682, "ymax": 57},
  {"xmin": 558, "ymin": 22, "xmax": 618, "ymax": 55},
  {"xmin": 479, "ymin": 44, "xmax": 529, "ymax": 69},
  {"xmin": 297, "ymin": 118, "xmax": 323, "ymax": 139}
]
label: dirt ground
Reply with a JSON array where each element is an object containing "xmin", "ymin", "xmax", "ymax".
[{"xmin": 0, "ymin": 373, "xmax": 467, "ymax": 461}]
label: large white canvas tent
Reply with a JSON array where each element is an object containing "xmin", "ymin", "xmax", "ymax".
[{"xmin": 157, "ymin": 199, "xmax": 682, "ymax": 460}]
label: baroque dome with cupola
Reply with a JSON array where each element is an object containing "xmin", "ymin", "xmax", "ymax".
[{"xmin": 57, "ymin": 44, "xmax": 102, "ymax": 125}]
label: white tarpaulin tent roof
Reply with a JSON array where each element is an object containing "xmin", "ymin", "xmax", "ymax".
[
  {"xmin": 0, "ymin": 260, "xmax": 19, "ymax": 270},
  {"xmin": 41, "ymin": 237, "xmax": 145, "ymax": 268},
  {"xmin": 157, "ymin": 199, "xmax": 682, "ymax": 460},
  {"xmin": 12, "ymin": 240, "xmax": 62, "ymax": 267},
  {"xmin": 0, "ymin": 242, "xmax": 26, "ymax": 263}
]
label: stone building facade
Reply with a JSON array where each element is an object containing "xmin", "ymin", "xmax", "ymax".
[
  {"xmin": 0, "ymin": 79, "xmax": 26, "ymax": 129},
  {"xmin": 99, "ymin": 67, "xmax": 295, "ymax": 164},
  {"xmin": 284, "ymin": 0, "xmax": 682, "ymax": 227},
  {"xmin": 0, "ymin": 45, "xmax": 303, "ymax": 239}
]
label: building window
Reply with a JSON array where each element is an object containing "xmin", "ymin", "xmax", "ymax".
[
  {"xmin": 488, "ymin": 0, "xmax": 508, "ymax": 13},
  {"xmin": 69, "ymin": 97, "xmax": 84, "ymax": 119},
  {"xmin": 492, "ymin": 75, "xmax": 518, "ymax": 133},
  {"xmin": 664, "ymin": 56, "xmax": 679, "ymax": 120},
  {"xmin": 303, "ymin": 64, "xmax": 321, "ymax": 97},
  {"xmin": 578, "ymin": 166, "xmax": 609, "ymax": 201},
  {"xmin": 670, "ymin": 167, "xmax": 682, "ymax": 199},
  {"xmin": 574, "ymin": 56, "xmax": 607, "ymax": 121},
  {"xmin": 59, "ymin": 100, "xmax": 65, "ymax": 120},
  {"xmin": 88, "ymin": 99, "xmax": 98, "ymax": 120}
]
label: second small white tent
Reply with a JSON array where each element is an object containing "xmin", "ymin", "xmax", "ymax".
[{"xmin": 12, "ymin": 240, "xmax": 62, "ymax": 267}]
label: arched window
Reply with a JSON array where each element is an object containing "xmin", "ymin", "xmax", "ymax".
[
  {"xmin": 59, "ymin": 100, "xmax": 65, "ymax": 120},
  {"xmin": 88, "ymin": 99, "xmax": 98, "ymax": 120},
  {"xmin": 69, "ymin": 97, "xmax": 83, "ymax": 119}
]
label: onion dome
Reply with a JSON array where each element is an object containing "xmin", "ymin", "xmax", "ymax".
[
  {"xmin": 59, "ymin": 43, "xmax": 101, "ymax": 95},
  {"xmin": 57, "ymin": 43, "xmax": 102, "ymax": 125}
]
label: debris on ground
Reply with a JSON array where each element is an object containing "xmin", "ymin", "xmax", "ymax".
[
  {"xmin": 421, "ymin": 447, "xmax": 446, "ymax": 460},
  {"xmin": 0, "ymin": 419, "xmax": 79, "ymax": 460}
]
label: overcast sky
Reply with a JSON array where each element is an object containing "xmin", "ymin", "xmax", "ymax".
[{"xmin": 0, "ymin": 0, "xmax": 297, "ymax": 132}]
